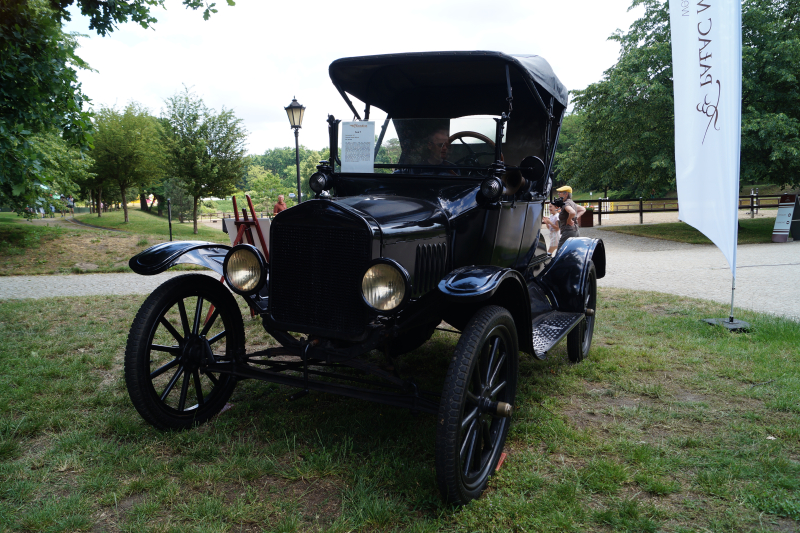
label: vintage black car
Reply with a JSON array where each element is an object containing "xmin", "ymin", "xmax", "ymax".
[{"xmin": 126, "ymin": 51, "xmax": 606, "ymax": 505}]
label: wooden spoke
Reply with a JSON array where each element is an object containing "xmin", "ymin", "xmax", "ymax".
[
  {"xmin": 192, "ymin": 297, "xmax": 204, "ymax": 335},
  {"xmin": 159, "ymin": 317, "xmax": 183, "ymax": 344},
  {"xmin": 177, "ymin": 300, "xmax": 190, "ymax": 338},
  {"xmin": 150, "ymin": 358, "xmax": 179, "ymax": 380},
  {"xmin": 177, "ymin": 370, "xmax": 191, "ymax": 411},
  {"xmin": 200, "ymin": 309, "xmax": 220, "ymax": 337},
  {"xmin": 160, "ymin": 366, "xmax": 184, "ymax": 401},
  {"xmin": 193, "ymin": 370, "xmax": 205, "ymax": 407}
]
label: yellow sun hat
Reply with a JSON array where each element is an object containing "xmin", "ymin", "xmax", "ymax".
[{"xmin": 556, "ymin": 185, "xmax": 573, "ymax": 193}]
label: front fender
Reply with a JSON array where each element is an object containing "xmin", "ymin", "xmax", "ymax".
[
  {"xmin": 129, "ymin": 241, "xmax": 231, "ymax": 276},
  {"xmin": 439, "ymin": 266, "xmax": 534, "ymax": 355},
  {"xmin": 537, "ymin": 237, "xmax": 605, "ymax": 312}
]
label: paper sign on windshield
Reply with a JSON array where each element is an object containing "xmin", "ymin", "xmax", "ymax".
[{"xmin": 341, "ymin": 122, "xmax": 375, "ymax": 173}]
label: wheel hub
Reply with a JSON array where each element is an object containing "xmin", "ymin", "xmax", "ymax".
[{"xmin": 181, "ymin": 334, "xmax": 208, "ymax": 370}]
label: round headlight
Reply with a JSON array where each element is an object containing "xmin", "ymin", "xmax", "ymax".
[
  {"xmin": 362, "ymin": 262, "xmax": 407, "ymax": 311},
  {"xmin": 309, "ymin": 172, "xmax": 331, "ymax": 194},
  {"xmin": 224, "ymin": 245, "xmax": 265, "ymax": 294},
  {"xmin": 480, "ymin": 176, "xmax": 504, "ymax": 202}
]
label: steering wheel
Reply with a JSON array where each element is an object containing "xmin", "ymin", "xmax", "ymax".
[{"xmin": 448, "ymin": 131, "xmax": 503, "ymax": 173}]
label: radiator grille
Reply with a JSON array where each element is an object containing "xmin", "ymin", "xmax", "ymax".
[
  {"xmin": 413, "ymin": 243, "xmax": 448, "ymax": 297},
  {"xmin": 270, "ymin": 224, "xmax": 371, "ymax": 336}
]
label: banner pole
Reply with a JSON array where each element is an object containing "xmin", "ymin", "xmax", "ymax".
[{"xmin": 729, "ymin": 275, "xmax": 735, "ymax": 323}]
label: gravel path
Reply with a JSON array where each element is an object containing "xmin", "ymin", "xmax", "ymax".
[
  {"xmin": 581, "ymin": 228, "xmax": 800, "ymax": 321},
  {"xmin": 1, "ymin": 224, "xmax": 798, "ymax": 321}
]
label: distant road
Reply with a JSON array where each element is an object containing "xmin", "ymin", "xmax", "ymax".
[{"xmin": 1, "ymin": 230, "xmax": 798, "ymax": 322}]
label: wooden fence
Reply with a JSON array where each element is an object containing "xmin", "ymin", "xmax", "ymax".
[{"xmin": 580, "ymin": 193, "xmax": 785, "ymax": 226}]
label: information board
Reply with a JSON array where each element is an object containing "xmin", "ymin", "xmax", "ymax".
[
  {"xmin": 772, "ymin": 194, "xmax": 800, "ymax": 243},
  {"xmin": 340, "ymin": 121, "xmax": 375, "ymax": 173}
]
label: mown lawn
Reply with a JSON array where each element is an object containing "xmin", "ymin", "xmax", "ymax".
[
  {"xmin": 598, "ymin": 218, "xmax": 777, "ymax": 245},
  {"xmin": 0, "ymin": 211, "xmax": 228, "ymax": 276},
  {"xmin": 0, "ymin": 288, "xmax": 798, "ymax": 532}
]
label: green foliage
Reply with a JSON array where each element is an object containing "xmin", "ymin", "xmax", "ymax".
[
  {"xmin": 49, "ymin": 0, "xmax": 237, "ymax": 36},
  {"xmin": 558, "ymin": 0, "xmax": 800, "ymax": 196},
  {"xmin": 247, "ymin": 146, "xmax": 330, "ymax": 203},
  {"xmin": 1, "ymin": 0, "xmax": 233, "ymax": 215},
  {"xmin": 161, "ymin": 87, "xmax": 248, "ymax": 233},
  {"xmin": 0, "ymin": 0, "xmax": 93, "ymax": 210},
  {"xmin": 90, "ymin": 103, "xmax": 165, "ymax": 222},
  {"xmin": 245, "ymin": 166, "xmax": 295, "ymax": 212}
]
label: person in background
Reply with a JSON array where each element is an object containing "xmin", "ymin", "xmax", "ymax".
[
  {"xmin": 555, "ymin": 185, "xmax": 585, "ymax": 248},
  {"xmin": 543, "ymin": 203, "xmax": 561, "ymax": 255},
  {"xmin": 67, "ymin": 195, "xmax": 74, "ymax": 215},
  {"xmin": 273, "ymin": 194, "xmax": 287, "ymax": 215}
]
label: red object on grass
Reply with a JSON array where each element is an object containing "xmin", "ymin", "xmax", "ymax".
[{"xmin": 495, "ymin": 452, "xmax": 507, "ymax": 472}]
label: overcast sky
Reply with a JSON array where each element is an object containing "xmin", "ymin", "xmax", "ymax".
[{"xmin": 63, "ymin": 0, "xmax": 644, "ymax": 154}]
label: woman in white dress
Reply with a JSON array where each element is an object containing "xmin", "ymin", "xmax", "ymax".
[{"xmin": 543, "ymin": 203, "xmax": 560, "ymax": 255}]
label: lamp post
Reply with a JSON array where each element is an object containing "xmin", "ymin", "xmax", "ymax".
[{"xmin": 284, "ymin": 97, "xmax": 306, "ymax": 205}]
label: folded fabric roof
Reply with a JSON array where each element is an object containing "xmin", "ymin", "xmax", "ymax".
[{"xmin": 328, "ymin": 51, "xmax": 568, "ymax": 119}]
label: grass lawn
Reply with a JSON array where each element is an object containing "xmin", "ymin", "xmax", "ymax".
[
  {"xmin": 0, "ymin": 288, "xmax": 798, "ymax": 532},
  {"xmin": 0, "ymin": 211, "xmax": 228, "ymax": 276},
  {"xmin": 74, "ymin": 209, "xmax": 227, "ymax": 242},
  {"xmin": 598, "ymin": 218, "xmax": 777, "ymax": 245}
]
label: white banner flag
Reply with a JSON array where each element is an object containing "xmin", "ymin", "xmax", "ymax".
[{"xmin": 669, "ymin": 0, "xmax": 742, "ymax": 277}]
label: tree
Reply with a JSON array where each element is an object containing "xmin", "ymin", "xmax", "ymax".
[
  {"xmin": 557, "ymin": 0, "xmax": 800, "ymax": 196},
  {"xmin": 246, "ymin": 166, "xmax": 295, "ymax": 212},
  {"xmin": 90, "ymin": 103, "xmax": 165, "ymax": 222},
  {"xmin": 162, "ymin": 87, "xmax": 248, "ymax": 233},
  {"xmin": 0, "ymin": 0, "xmax": 93, "ymax": 211},
  {"xmin": 0, "ymin": 0, "xmax": 233, "ymax": 211}
]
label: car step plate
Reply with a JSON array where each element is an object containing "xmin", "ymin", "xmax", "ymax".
[{"xmin": 531, "ymin": 310, "xmax": 584, "ymax": 358}]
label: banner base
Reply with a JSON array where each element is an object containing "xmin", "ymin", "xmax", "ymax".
[{"xmin": 702, "ymin": 318, "xmax": 750, "ymax": 332}]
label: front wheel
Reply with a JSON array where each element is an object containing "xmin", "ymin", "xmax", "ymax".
[
  {"xmin": 567, "ymin": 261, "xmax": 597, "ymax": 363},
  {"xmin": 124, "ymin": 273, "xmax": 244, "ymax": 430},
  {"xmin": 435, "ymin": 305, "xmax": 519, "ymax": 505}
]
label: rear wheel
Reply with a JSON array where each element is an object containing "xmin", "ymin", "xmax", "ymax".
[
  {"xmin": 124, "ymin": 274, "xmax": 244, "ymax": 430},
  {"xmin": 436, "ymin": 305, "xmax": 518, "ymax": 505},
  {"xmin": 567, "ymin": 261, "xmax": 597, "ymax": 363}
]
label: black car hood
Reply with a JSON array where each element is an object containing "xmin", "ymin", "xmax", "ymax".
[{"xmin": 336, "ymin": 195, "xmax": 448, "ymax": 242}]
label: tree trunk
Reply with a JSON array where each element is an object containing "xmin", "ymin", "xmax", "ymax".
[
  {"xmin": 139, "ymin": 192, "xmax": 149, "ymax": 212},
  {"xmin": 96, "ymin": 189, "xmax": 102, "ymax": 217},
  {"xmin": 155, "ymin": 194, "xmax": 165, "ymax": 216},
  {"xmin": 121, "ymin": 185, "xmax": 129, "ymax": 223},
  {"xmin": 192, "ymin": 196, "xmax": 199, "ymax": 234}
]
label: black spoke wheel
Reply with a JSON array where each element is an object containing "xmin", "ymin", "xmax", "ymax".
[
  {"xmin": 567, "ymin": 261, "xmax": 597, "ymax": 363},
  {"xmin": 436, "ymin": 305, "xmax": 518, "ymax": 505},
  {"xmin": 124, "ymin": 274, "xmax": 244, "ymax": 430}
]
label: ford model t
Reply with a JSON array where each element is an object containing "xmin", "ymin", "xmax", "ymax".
[{"xmin": 126, "ymin": 51, "xmax": 605, "ymax": 505}]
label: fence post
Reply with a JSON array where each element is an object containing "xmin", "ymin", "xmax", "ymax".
[
  {"xmin": 597, "ymin": 199, "xmax": 602, "ymax": 226},
  {"xmin": 755, "ymin": 187, "xmax": 759, "ymax": 215},
  {"xmin": 639, "ymin": 197, "xmax": 643, "ymax": 224},
  {"xmin": 750, "ymin": 189, "xmax": 754, "ymax": 219}
]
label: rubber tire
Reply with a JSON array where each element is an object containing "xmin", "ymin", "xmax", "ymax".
[
  {"xmin": 435, "ymin": 305, "xmax": 519, "ymax": 505},
  {"xmin": 124, "ymin": 274, "xmax": 244, "ymax": 430},
  {"xmin": 567, "ymin": 261, "xmax": 597, "ymax": 363}
]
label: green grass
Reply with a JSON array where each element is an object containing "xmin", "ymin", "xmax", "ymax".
[
  {"xmin": 0, "ymin": 211, "xmax": 229, "ymax": 276},
  {"xmin": 74, "ymin": 208, "xmax": 227, "ymax": 242},
  {"xmin": 598, "ymin": 217, "xmax": 777, "ymax": 244},
  {"xmin": 0, "ymin": 288, "xmax": 798, "ymax": 531}
]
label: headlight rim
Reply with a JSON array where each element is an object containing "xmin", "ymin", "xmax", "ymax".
[
  {"xmin": 223, "ymin": 243, "xmax": 268, "ymax": 296},
  {"xmin": 360, "ymin": 258, "xmax": 411, "ymax": 314}
]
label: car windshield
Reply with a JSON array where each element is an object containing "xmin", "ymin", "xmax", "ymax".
[{"xmin": 364, "ymin": 116, "xmax": 501, "ymax": 175}]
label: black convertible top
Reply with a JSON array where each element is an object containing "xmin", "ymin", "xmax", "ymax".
[{"xmin": 328, "ymin": 51, "xmax": 567, "ymax": 119}]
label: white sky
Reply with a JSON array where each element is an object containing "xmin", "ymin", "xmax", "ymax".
[{"xmin": 63, "ymin": 0, "xmax": 644, "ymax": 154}]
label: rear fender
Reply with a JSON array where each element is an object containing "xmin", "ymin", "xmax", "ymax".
[
  {"xmin": 537, "ymin": 237, "xmax": 605, "ymax": 312},
  {"xmin": 129, "ymin": 241, "xmax": 231, "ymax": 276},
  {"xmin": 438, "ymin": 266, "xmax": 533, "ymax": 355}
]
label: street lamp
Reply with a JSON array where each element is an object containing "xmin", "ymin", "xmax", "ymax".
[{"xmin": 285, "ymin": 97, "xmax": 305, "ymax": 205}]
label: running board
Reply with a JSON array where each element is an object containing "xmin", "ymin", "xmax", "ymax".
[{"xmin": 531, "ymin": 311, "xmax": 584, "ymax": 359}]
